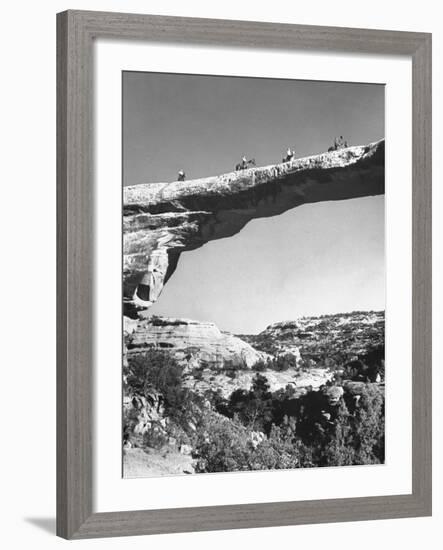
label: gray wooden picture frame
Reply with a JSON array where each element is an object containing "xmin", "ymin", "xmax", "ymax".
[{"xmin": 57, "ymin": 9, "xmax": 432, "ymax": 540}]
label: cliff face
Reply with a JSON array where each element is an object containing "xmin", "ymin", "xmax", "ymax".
[
  {"xmin": 123, "ymin": 140, "xmax": 384, "ymax": 313},
  {"xmin": 123, "ymin": 316, "xmax": 332, "ymax": 399},
  {"xmin": 125, "ymin": 316, "xmax": 270, "ymax": 369},
  {"xmin": 243, "ymin": 311, "xmax": 385, "ymax": 365},
  {"xmin": 123, "ymin": 311, "xmax": 384, "ymax": 402}
]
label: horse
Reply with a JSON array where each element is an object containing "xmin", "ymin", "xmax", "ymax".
[
  {"xmin": 328, "ymin": 142, "xmax": 348, "ymax": 153},
  {"xmin": 328, "ymin": 137, "xmax": 349, "ymax": 153},
  {"xmin": 235, "ymin": 158, "xmax": 256, "ymax": 171}
]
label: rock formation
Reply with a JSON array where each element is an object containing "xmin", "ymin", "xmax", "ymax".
[
  {"xmin": 125, "ymin": 316, "xmax": 270, "ymax": 369},
  {"xmin": 123, "ymin": 392, "xmax": 165, "ymax": 438},
  {"xmin": 251, "ymin": 311, "xmax": 385, "ymax": 361},
  {"xmin": 124, "ymin": 140, "xmax": 384, "ymax": 314}
]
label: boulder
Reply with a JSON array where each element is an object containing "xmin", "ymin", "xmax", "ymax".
[{"xmin": 323, "ymin": 385, "xmax": 344, "ymax": 406}]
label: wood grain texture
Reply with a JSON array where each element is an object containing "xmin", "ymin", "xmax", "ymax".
[
  {"xmin": 56, "ymin": 10, "xmax": 432, "ymax": 539},
  {"xmin": 411, "ymin": 34, "xmax": 432, "ymax": 511},
  {"xmin": 57, "ymin": 10, "xmax": 93, "ymax": 538}
]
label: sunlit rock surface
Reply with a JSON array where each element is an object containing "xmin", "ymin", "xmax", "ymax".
[
  {"xmin": 123, "ymin": 141, "xmax": 385, "ymax": 313},
  {"xmin": 183, "ymin": 366, "xmax": 333, "ymax": 400},
  {"xmin": 125, "ymin": 316, "xmax": 270, "ymax": 369},
  {"xmin": 252, "ymin": 311, "xmax": 385, "ymax": 361},
  {"xmin": 124, "ymin": 316, "xmax": 332, "ymax": 399}
]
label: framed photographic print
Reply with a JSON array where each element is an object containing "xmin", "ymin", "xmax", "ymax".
[{"xmin": 57, "ymin": 10, "xmax": 432, "ymax": 539}]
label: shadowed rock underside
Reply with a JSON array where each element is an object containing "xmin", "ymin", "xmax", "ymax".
[{"xmin": 123, "ymin": 140, "xmax": 384, "ymax": 315}]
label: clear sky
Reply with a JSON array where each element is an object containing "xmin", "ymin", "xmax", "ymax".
[{"xmin": 123, "ymin": 72, "xmax": 385, "ymax": 334}]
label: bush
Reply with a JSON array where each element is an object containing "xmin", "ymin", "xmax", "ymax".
[
  {"xmin": 193, "ymin": 412, "xmax": 316, "ymax": 473},
  {"xmin": 272, "ymin": 352, "xmax": 298, "ymax": 371},
  {"xmin": 194, "ymin": 414, "xmax": 292, "ymax": 472},
  {"xmin": 339, "ymin": 346, "xmax": 384, "ymax": 382},
  {"xmin": 126, "ymin": 351, "xmax": 385, "ymax": 471},
  {"xmin": 351, "ymin": 384, "xmax": 385, "ymax": 463},
  {"xmin": 253, "ymin": 359, "xmax": 268, "ymax": 372},
  {"xmin": 125, "ymin": 351, "xmax": 186, "ymax": 416},
  {"xmin": 228, "ymin": 374, "xmax": 274, "ymax": 432},
  {"xmin": 194, "ymin": 413, "xmax": 253, "ymax": 472},
  {"xmin": 305, "ymin": 385, "xmax": 385, "ymax": 466},
  {"xmin": 223, "ymin": 376, "xmax": 385, "ymax": 468},
  {"xmin": 143, "ymin": 424, "xmax": 168, "ymax": 450}
]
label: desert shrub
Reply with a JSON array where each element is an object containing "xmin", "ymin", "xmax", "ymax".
[
  {"xmin": 272, "ymin": 352, "xmax": 298, "ymax": 371},
  {"xmin": 306, "ymin": 385, "xmax": 385, "ymax": 466},
  {"xmin": 143, "ymin": 424, "xmax": 168, "ymax": 450},
  {"xmin": 193, "ymin": 412, "xmax": 315, "ymax": 473},
  {"xmin": 270, "ymin": 425, "xmax": 315, "ymax": 468},
  {"xmin": 126, "ymin": 349, "xmax": 385, "ymax": 470},
  {"xmin": 228, "ymin": 374, "xmax": 274, "ymax": 431},
  {"xmin": 190, "ymin": 366, "xmax": 204, "ymax": 380},
  {"xmin": 248, "ymin": 333, "xmax": 280, "ymax": 355},
  {"xmin": 257, "ymin": 381, "xmax": 384, "ymax": 467},
  {"xmin": 272, "ymin": 384, "xmax": 297, "ymax": 402},
  {"xmin": 125, "ymin": 351, "xmax": 186, "ymax": 416},
  {"xmin": 194, "ymin": 380, "xmax": 385, "ymax": 472},
  {"xmin": 224, "ymin": 357, "xmax": 248, "ymax": 373},
  {"xmin": 320, "ymin": 400, "xmax": 356, "ymax": 466},
  {"xmin": 253, "ymin": 359, "xmax": 268, "ymax": 372},
  {"xmin": 338, "ymin": 346, "xmax": 384, "ymax": 383},
  {"xmin": 193, "ymin": 413, "xmax": 253, "ymax": 472},
  {"xmin": 351, "ymin": 384, "xmax": 385, "ymax": 463},
  {"xmin": 193, "ymin": 414, "xmax": 280, "ymax": 472},
  {"xmin": 166, "ymin": 421, "xmax": 192, "ymax": 447}
]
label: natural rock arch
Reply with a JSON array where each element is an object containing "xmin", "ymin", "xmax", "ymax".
[{"xmin": 123, "ymin": 140, "xmax": 384, "ymax": 315}]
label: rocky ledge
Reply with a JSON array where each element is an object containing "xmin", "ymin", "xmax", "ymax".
[
  {"xmin": 124, "ymin": 140, "xmax": 385, "ymax": 313},
  {"xmin": 125, "ymin": 316, "xmax": 270, "ymax": 369},
  {"xmin": 244, "ymin": 311, "xmax": 385, "ymax": 362},
  {"xmin": 123, "ymin": 315, "xmax": 332, "ymax": 399}
]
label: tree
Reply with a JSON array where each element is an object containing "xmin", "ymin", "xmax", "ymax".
[
  {"xmin": 194, "ymin": 413, "xmax": 312, "ymax": 473},
  {"xmin": 322, "ymin": 400, "xmax": 356, "ymax": 466},
  {"xmin": 228, "ymin": 374, "xmax": 274, "ymax": 431},
  {"xmin": 352, "ymin": 384, "xmax": 385, "ymax": 464},
  {"xmin": 193, "ymin": 413, "xmax": 256, "ymax": 473},
  {"xmin": 125, "ymin": 351, "xmax": 186, "ymax": 415},
  {"xmin": 273, "ymin": 352, "xmax": 298, "ymax": 371}
]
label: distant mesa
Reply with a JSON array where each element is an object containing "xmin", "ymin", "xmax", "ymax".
[{"xmin": 123, "ymin": 140, "xmax": 385, "ymax": 315}]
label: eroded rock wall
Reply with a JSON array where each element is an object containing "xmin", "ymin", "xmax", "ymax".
[{"xmin": 125, "ymin": 316, "xmax": 270, "ymax": 369}]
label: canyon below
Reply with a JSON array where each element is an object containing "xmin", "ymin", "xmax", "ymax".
[
  {"xmin": 123, "ymin": 310, "xmax": 385, "ymax": 477},
  {"xmin": 122, "ymin": 142, "xmax": 385, "ymax": 477}
]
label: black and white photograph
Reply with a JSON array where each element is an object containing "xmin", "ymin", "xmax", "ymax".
[
  {"xmin": 122, "ymin": 71, "xmax": 385, "ymax": 478},
  {"xmin": 0, "ymin": 0, "xmax": 437, "ymax": 545}
]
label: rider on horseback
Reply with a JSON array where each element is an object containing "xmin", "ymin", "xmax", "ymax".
[
  {"xmin": 283, "ymin": 147, "xmax": 295, "ymax": 162},
  {"xmin": 236, "ymin": 156, "xmax": 255, "ymax": 171}
]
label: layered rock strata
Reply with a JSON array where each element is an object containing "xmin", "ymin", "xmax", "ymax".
[
  {"xmin": 123, "ymin": 141, "xmax": 385, "ymax": 313},
  {"xmin": 125, "ymin": 316, "xmax": 270, "ymax": 369}
]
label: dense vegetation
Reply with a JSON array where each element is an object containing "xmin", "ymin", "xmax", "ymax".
[
  {"xmin": 124, "ymin": 348, "xmax": 385, "ymax": 473},
  {"xmin": 241, "ymin": 311, "xmax": 385, "ymax": 371},
  {"xmin": 125, "ymin": 351, "xmax": 187, "ymax": 415}
]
